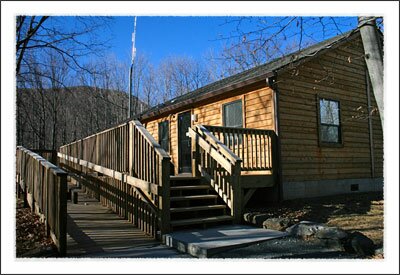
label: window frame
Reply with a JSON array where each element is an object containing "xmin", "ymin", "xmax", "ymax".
[
  {"xmin": 316, "ymin": 95, "xmax": 343, "ymax": 147},
  {"xmin": 158, "ymin": 120, "xmax": 170, "ymax": 153}
]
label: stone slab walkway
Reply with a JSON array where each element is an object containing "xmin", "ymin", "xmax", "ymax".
[{"xmin": 164, "ymin": 225, "xmax": 288, "ymax": 258}]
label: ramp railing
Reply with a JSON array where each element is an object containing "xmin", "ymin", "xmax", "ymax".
[
  {"xmin": 16, "ymin": 146, "xmax": 67, "ymax": 255},
  {"xmin": 58, "ymin": 120, "xmax": 171, "ymax": 237}
]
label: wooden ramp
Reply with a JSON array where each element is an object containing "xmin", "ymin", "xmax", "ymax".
[{"xmin": 67, "ymin": 191, "xmax": 191, "ymax": 258}]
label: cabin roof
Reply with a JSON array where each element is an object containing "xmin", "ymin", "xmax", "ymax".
[{"xmin": 138, "ymin": 28, "xmax": 361, "ymax": 121}]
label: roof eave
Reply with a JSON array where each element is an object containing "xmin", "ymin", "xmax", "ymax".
[{"xmin": 139, "ymin": 71, "xmax": 275, "ymax": 121}]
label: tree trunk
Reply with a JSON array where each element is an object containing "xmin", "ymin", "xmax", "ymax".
[{"xmin": 358, "ymin": 16, "xmax": 384, "ymax": 130}]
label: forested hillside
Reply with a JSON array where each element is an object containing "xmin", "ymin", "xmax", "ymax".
[{"xmin": 16, "ymin": 86, "xmax": 146, "ymax": 150}]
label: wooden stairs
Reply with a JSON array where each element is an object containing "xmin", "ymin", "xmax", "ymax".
[{"xmin": 169, "ymin": 175, "xmax": 233, "ymax": 230}]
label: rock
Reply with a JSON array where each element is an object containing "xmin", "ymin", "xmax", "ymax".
[
  {"xmin": 251, "ymin": 214, "xmax": 271, "ymax": 227},
  {"xmin": 286, "ymin": 221, "xmax": 328, "ymax": 238},
  {"xmin": 374, "ymin": 247, "xmax": 383, "ymax": 256},
  {"xmin": 315, "ymin": 227, "xmax": 348, "ymax": 240},
  {"xmin": 243, "ymin": 213, "xmax": 271, "ymax": 227},
  {"xmin": 343, "ymin": 231, "xmax": 375, "ymax": 256},
  {"xmin": 243, "ymin": 213, "xmax": 255, "ymax": 223},
  {"xmin": 263, "ymin": 217, "xmax": 294, "ymax": 231}
]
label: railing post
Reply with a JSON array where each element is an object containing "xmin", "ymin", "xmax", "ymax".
[
  {"xmin": 57, "ymin": 171, "xmax": 67, "ymax": 256},
  {"xmin": 271, "ymin": 133, "xmax": 279, "ymax": 182},
  {"xmin": 232, "ymin": 160, "xmax": 242, "ymax": 223},
  {"xmin": 129, "ymin": 122, "xmax": 134, "ymax": 176},
  {"xmin": 159, "ymin": 157, "xmax": 171, "ymax": 235},
  {"xmin": 191, "ymin": 132, "xmax": 200, "ymax": 177}
]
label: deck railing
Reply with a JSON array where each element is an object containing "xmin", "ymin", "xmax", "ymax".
[
  {"xmin": 189, "ymin": 125, "xmax": 243, "ymax": 222},
  {"xmin": 16, "ymin": 146, "xmax": 67, "ymax": 255},
  {"xmin": 204, "ymin": 125, "xmax": 277, "ymax": 173},
  {"xmin": 58, "ymin": 120, "xmax": 171, "ymax": 237}
]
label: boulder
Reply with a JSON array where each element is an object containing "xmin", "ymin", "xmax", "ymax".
[
  {"xmin": 243, "ymin": 212, "xmax": 254, "ymax": 223},
  {"xmin": 314, "ymin": 227, "xmax": 349, "ymax": 240},
  {"xmin": 251, "ymin": 214, "xmax": 271, "ymax": 227},
  {"xmin": 243, "ymin": 213, "xmax": 271, "ymax": 227},
  {"xmin": 286, "ymin": 221, "xmax": 328, "ymax": 238},
  {"xmin": 343, "ymin": 231, "xmax": 375, "ymax": 256},
  {"xmin": 263, "ymin": 217, "xmax": 294, "ymax": 231}
]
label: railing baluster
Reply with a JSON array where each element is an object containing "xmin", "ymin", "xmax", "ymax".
[{"xmin": 203, "ymin": 125, "xmax": 275, "ymax": 173}]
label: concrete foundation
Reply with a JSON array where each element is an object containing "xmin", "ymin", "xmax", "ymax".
[{"xmin": 282, "ymin": 178, "xmax": 383, "ymax": 200}]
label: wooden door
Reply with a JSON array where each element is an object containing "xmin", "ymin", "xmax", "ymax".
[{"xmin": 178, "ymin": 111, "xmax": 192, "ymax": 173}]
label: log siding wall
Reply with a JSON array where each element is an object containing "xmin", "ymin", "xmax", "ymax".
[
  {"xmin": 142, "ymin": 34, "xmax": 383, "ymax": 189},
  {"xmin": 277, "ymin": 35, "xmax": 383, "ymax": 183}
]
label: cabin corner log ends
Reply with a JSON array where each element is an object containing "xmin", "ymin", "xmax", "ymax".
[{"xmin": 16, "ymin": 146, "xmax": 67, "ymax": 256}]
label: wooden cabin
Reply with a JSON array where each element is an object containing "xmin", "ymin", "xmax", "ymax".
[
  {"xmin": 58, "ymin": 29, "xmax": 383, "ymax": 235},
  {"xmin": 140, "ymin": 29, "xmax": 383, "ymax": 200}
]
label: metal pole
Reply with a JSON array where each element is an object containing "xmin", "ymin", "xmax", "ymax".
[
  {"xmin": 128, "ymin": 17, "xmax": 137, "ymax": 119},
  {"xmin": 128, "ymin": 64, "xmax": 133, "ymax": 119}
]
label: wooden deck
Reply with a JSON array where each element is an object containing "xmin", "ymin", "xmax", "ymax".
[{"xmin": 67, "ymin": 191, "xmax": 190, "ymax": 258}]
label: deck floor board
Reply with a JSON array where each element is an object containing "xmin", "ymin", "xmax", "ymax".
[{"xmin": 66, "ymin": 190, "xmax": 191, "ymax": 258}]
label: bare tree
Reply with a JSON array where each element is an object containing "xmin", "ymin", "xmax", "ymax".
[
  {"xmin": 16, "ymin": 16, "xmax": 113, "ymax": 147},
  {"xmin": 16, "ymin": 16, "xmax": 112, "ymax": 76},
  {"xmin": 142, "ymin": 64, "xmax": 157, "ymax": 108},
  {"xmin": 156, "ymin": 55, "xmax": 212, "ymax": 99},
  {"xmin": 213, "ymin": 17, "xmax": 359, "ymax": 74},
  {"xmin": 214, "ymin": 16, "xmax": 384, "ymax": 125},
  {"xmin": 358, "ymin": 16, "xmax": 384, "ymax": 129}
]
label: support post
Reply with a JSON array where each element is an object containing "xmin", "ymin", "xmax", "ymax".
[
  {"xmin": 232, "ymin": 160, "xmax": 242, "ymax": 223},
  {"xmin": 271, "ymin": 133, "xmax": 279, "ymax": 184},
  {"xmin": 191, "ymin": 133, "xmax": 200, "ymax": 177},
  {"xmin": 159, "ymin": 157, "xmax": 171, "ymax": 235},
  {"xmin": 57, "ymin": 171, "xmax": 67, "ymax": 256}
]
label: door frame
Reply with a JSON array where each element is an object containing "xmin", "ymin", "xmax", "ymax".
[{"xmin": 177, "ymin": 110, "xmax": 192, "ymax": 173}]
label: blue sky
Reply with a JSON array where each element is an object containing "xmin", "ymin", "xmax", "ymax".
[
  {"xmin": 109, "ymin": 16, "xmax": 236, "ymax": 65},
  {"xmin": 106, "ymin": 16, "xmax": 359, "ymax": 66}
]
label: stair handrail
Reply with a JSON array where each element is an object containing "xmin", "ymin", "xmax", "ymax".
[{"xmin": 189, "ymin": 125, "xmax": 242, "ymax": 223}]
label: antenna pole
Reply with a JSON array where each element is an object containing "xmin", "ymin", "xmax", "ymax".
[{"xmin": 128, "ymin": 16, "xmax": 137, "ymax": 119}]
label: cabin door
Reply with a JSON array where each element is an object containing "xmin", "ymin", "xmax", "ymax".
[{"xmin": 178, "ymin": 111, "xmax": 192, "ymax": 173}]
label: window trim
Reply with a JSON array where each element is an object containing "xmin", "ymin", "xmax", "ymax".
[
  {"xmin": 316, "ymin": 95, "xmax": 343, "ymax": 147},
  {"xmin": 158, "ymin": 120, "xmax": 170, "ymax": 153}
]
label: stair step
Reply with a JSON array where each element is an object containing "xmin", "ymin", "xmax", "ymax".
[
  {"xmin": 170, "ymin": 175, "xmax": 202, "ymax": 181},
  {"xmin": 170, "ymin": 185, "xmax": 210, "ymax": 191},
  {"xmin": 170, "ymin": 194, "xmax": 218, "ymax": 201},
  {"xmin": 171, "ymin": 215, "xmax": 233, "ymax": 227},
  {"xmin": 170, "ymin": 204, "xmax": 226, "ymax": 213}
]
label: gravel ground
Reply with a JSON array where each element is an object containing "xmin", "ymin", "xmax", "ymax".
[{"xmin": 211, "ymin": 236, "xmax": 357, "ymax": 259}]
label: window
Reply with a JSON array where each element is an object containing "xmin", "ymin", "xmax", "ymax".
[
  {"xmin": 318, "ymin": 97, "xmax": 342, "ymax": 145},
  {"xmin": 223, "ymin": 100, "xmax": 243, "ymax": 128},
  {"xmin": 223, "ymin": 100, "xmax": 243, "ymax": 145},
  {"xmin": 158, "ymin": 121, "xmax": 169, "ymax": 153}
]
